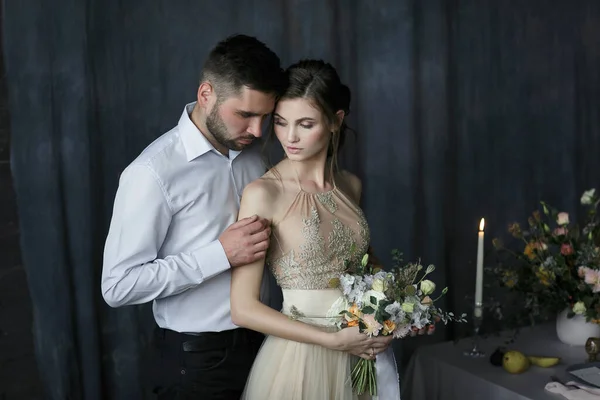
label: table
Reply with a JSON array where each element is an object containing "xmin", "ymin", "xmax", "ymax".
[{"xmin": 401, "ymin": 323, "xmax": 593, "ymax": 400}]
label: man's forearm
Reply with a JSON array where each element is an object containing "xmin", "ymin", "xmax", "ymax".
[{"xmin": 101, "ymin": 239, "xmax": 229, "ymax": 307}]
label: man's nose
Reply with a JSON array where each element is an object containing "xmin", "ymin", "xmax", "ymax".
[{"xmin": 247, "ymin": 118, "xmax": 263, "ymax": 138}]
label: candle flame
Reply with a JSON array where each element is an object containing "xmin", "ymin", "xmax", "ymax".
[{"xmin": 479, "ymin": 218, "xmax": 485, "ymax": 231}]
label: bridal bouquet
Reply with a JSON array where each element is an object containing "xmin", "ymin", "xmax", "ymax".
[{"xmin": 328, "ymin": 249, "xmax": 466, "ymax": 396}]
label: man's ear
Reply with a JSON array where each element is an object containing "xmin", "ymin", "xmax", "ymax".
[{"xmin": 197, "ymin": 81, "xmax": 216, "ymax": 109}]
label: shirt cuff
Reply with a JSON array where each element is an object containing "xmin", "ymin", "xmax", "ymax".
[{"xmin": 192, "ymin": 240, "xmax": 231, "ymax": 281}]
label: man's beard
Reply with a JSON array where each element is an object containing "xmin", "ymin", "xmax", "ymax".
[{"xmin": 206, "ymin": 105, "xmax": 254, "ymax": 151}]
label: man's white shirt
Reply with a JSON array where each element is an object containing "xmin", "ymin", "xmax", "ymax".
[{"xmin": 102, "ymin": 102, "xmax": 267, "ymax": 333}]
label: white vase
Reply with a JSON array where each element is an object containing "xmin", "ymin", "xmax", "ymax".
[{"xmin": 556, "ymin": 308, "xmax": 600, "ymax": 346}]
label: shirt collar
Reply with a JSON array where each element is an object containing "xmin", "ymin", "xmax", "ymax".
[{"xmin": 179, "ymin": 102, "xmax": 242, "ymax": 162}]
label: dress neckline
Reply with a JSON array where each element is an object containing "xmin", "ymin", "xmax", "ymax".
[
  {"xmin": 288, "ymin": 159, "xmax": 337, "ymax": 196},
  {"xmin": 298, "ymin": 186, "xmax": 337, "ymax": 196}
]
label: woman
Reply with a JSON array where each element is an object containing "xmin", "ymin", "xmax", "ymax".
[{"xmin": 230, "ymin": 60, "xmax": 401, "ymax": 399}]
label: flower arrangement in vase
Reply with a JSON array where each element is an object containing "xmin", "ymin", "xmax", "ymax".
[{"xmin": 490, "ymin": 189, "xmax": 600, "ymax": 345}]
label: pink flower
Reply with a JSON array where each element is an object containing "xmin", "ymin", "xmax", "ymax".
[
  {"xmin": 584, "ymin": 269, "xmax": 598, "ymax": 285},
  {"xmin": 554, "ymin": 227, "xmax": 568, "ymax": 236},
  {"xmin": 362, "ymin": 314, "xmax": 383, "ymax": 337},
  {"xmin": 561, "ymin": 244, "xmax": 574, "ymax": 256},
  {"xmin": 584, "ymin": 269, "xmax": 600, "ymax": 293},
  {"xmin": 557, "ymin": 212, "xmax": 570, "ymax": 226}
]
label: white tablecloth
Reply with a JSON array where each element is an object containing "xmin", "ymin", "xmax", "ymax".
[{"xmin": 402, "ymin": 323, "xmax": 591, "ymax": 400}]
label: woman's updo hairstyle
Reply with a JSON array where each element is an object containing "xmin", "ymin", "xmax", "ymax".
[{"xmin": 280, "ymin": 59, "xmax": 352, "ymax": 169}]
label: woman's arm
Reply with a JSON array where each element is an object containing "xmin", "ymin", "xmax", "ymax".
[{"xmin": 230, "ymin": 180, "xmax": 389, "ymax": 358}]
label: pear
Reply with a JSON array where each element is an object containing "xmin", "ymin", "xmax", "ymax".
[
  {"xmin": 502, "ymin": 350, "xmax": 530, "ymax": 374},
  {"xmin": 527, "ymin": 356, "xmax": 560, "ymax": 368}
]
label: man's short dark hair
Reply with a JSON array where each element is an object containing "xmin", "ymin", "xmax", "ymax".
[{"xmin": 201, "ymin": 34, "xmax": 284, "ymax": 100}]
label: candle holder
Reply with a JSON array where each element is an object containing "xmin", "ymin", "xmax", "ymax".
[{"xmin": 463, "ymin": 302, "xmax": 486, "ymax": 358}]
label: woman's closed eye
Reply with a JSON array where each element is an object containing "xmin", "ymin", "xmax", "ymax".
[{"xmin": 273, "ymin": 115, "xmax": 314, "ymax": 129}]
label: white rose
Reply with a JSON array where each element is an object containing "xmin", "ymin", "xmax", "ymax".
[
  {"xmin": 557, "ymin": 212, "xmax": 570, "ymax": 226},
  {"xmin": 581, "ymin": 189, "xmax": 596, "ymax": 205},
  {"xmin": 401, "ymin": 302, "xmax": 415, "ymax": 313},
  {"xmin": 573, "ymin": 301, "xmax": 587, "ymax": 315},
  {"xmin": 362, "ymin": 290, "xmax": 387, "ymax": 309},
  {"xmin": 420, "ymin": 279, "xmax": 436, "ymax": 296},
  {"xmin": 372, "ymin": 278, "xmax": 387, "ymax": 293}
]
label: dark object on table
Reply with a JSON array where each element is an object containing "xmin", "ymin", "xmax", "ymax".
[
  {"xmin": 490, "ymin": 346, "xmax": 506, "ymax": 366},
  {"xmin": 585, "ymin": 337, "xmax": 600, "ymax": 362}
]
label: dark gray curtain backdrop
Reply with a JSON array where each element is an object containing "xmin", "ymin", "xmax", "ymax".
[{"xmin": 4, "ymin": 0, "xmax": 600, "ymax": 398}]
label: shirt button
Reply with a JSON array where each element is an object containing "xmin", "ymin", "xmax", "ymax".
[{"xmin": 180, "ymin": 369, "xmax": 186, "ymax": 375}]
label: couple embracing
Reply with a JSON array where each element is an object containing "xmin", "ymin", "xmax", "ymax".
[{"xmin": 101, "ymin": 34, "xmax": 429, "ymax": 400}]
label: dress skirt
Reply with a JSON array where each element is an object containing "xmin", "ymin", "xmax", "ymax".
[{"xmin": 241, "ymin": 289, "xmax": 370, "ymax": 400}]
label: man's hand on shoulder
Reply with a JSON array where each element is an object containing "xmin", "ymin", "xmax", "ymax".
[{"xmin": 219, "ymin": 179, "xmax": 275, "ymax": 268}]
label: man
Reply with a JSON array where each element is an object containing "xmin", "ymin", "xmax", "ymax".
[{"xmin": 101, "ymin": 34, "xmax": 284, "ymax": 399}]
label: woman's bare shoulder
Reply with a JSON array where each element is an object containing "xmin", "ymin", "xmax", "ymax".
[{"xmin": 337, "ymin": 169, "xmax": 362, "ymax": 204}]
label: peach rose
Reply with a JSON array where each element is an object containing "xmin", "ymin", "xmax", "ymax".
[
  {"xmin": 383, "ymin": 320, "xmax": 396, "ymax": 335},
  {"xmin": 557, "ymin": 212, "xmax": 570, "ymax": 226},
  {"xmin": 348, "ymin": 303, "xmax": 360, "ymax": 317},
  {"xmin": 421, "ymin": 296, "xmax": 433, "ymax": 305}
]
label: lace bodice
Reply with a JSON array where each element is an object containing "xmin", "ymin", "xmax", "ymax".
[{"xmin": 267, "ymin": 185, "xmax": 370, "ymax": 290}]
